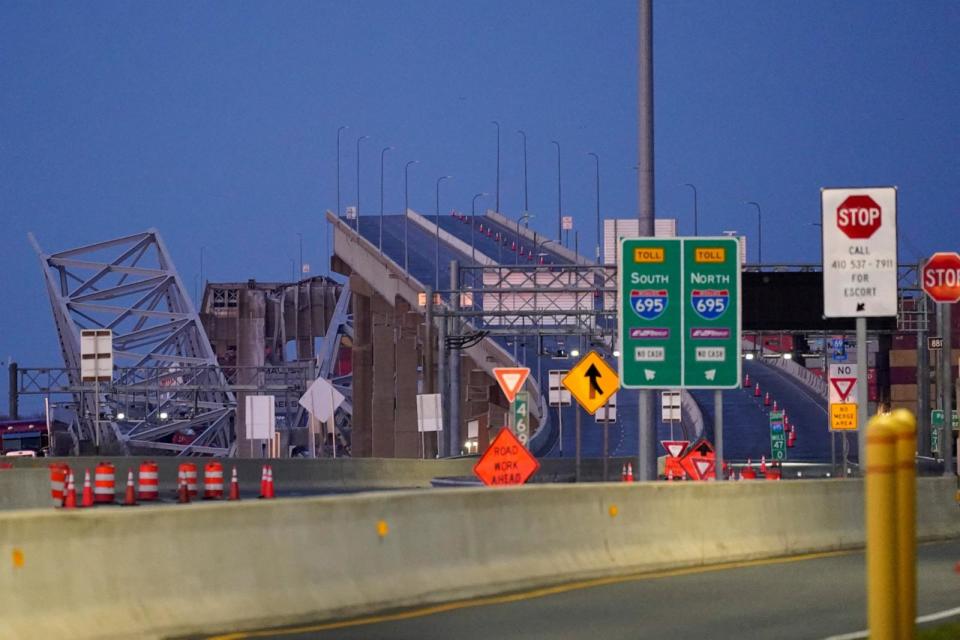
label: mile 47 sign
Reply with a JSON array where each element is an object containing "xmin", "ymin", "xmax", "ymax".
[
  {"xmin": 618, "ymin": 237, "xmax": 741, "ymax": 389},
  {"xmin": 821, "ymin": 187, "xmax": 898, "ymax": 318}
]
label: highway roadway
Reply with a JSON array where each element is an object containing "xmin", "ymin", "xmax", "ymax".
[{"xmin": 202, "ymin": 538, "xmax": 960, "ymax": 640}]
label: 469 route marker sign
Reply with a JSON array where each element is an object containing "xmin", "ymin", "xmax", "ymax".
[{"xmin": 618, "ymin": 237, "xmax": 741, "ymax": 389}]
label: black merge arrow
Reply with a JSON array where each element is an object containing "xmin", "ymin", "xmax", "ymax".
[{"xmin": 585, "ymin": 364, "xmax": 604, "ymax": 399}]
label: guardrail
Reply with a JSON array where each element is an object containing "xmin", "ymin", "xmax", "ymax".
[{"xmin": 769, "ymin": 356, "xmax": 829, "ymax": 398}]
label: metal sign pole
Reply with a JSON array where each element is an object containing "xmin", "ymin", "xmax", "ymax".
[
  {"xmin": 941, "ymin": 303, "xmax": 953, "ymax": 476},
  {"xmin": 856, "ymin": 317, "xmax": 868, "ymax": 470},
  {"xmin": 714, "ymin": 389, "xmax": 724, "ymax": 481}
]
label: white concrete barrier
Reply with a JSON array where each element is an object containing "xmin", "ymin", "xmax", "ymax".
[
  {"xmin": 0, "ymin": 469, "xmax": 50, "ymax": 510},
  {"xmin": 0, "ymin": 478, "xmax": 956, "ymax": 639}
]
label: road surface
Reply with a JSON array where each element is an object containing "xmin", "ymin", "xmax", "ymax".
[{"xmin": 199, "ymin": 539, "xmax": 960, "ymax": 640}]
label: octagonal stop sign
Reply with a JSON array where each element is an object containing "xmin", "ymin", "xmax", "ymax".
[
  {"xmin": 836, "ymin": 195, "xmax": 882, "ymax": 239},
  {"xmin": 922, "ymin": 252, "xmax": 960, "ymax": 303}
]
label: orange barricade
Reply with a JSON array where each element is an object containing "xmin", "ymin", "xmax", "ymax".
[
  {"xmin": 49, "ymin": 464, "xmax": 69, "ymax": 506},
  {"xmin": 178, "ymin": 463, "xmax": 198, "ymax": 497},
  {"xmin": 138, "ymin": 461, "xmax": 159, "ymax": 501},
  {"xmin": 94, "ymin": 462, "xmax": 115, "ymax": 504},
  {"xmin": 203, "ymin": 462, "xmax": 224, "ymax": 500}
]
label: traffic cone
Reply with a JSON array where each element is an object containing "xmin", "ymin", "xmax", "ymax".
[
  {"xmin": 625, "ymin": 463, "xmax": 634, "ymax": 482},
  {"xmin": 760, "ymin": 456, "xmax": 768, "ymax": 475},
  {"xmin": 754, "ymin": 383, "xmax": 761, "ymax": 397},
  {"xmin": 265, "ymin": 466, "xmax": 275, "ymax": 499},
  {"xmin": 258, "ymin": 465, "xmax": 268, "ymax": 498},
  {"xmin": 744, "ymin": 373, "xmax": 750, "ymax": 387},
  {"xmin": 764, "ymin": 392, "xmax": 771, "ymax": 407},
  {"xmin": 741, "ymin": 459, "xmax": 757, "ymax": 480},
  {"xmin": 667, "ymin": 468, "xmax": 674, "ymax": 481},
  {"xmin": 772, "ymin": 400, "xmax": 778, "ymax": 412},
  {"xmin": 228, "ymin": 466, "xmax": 241, "ymax": 501},
  {"xmin": 63, "ymin": 472, "xmax": 77, "ymax": 509},
  {"xmin": 81, "ymin": 469, "xmax": 94, "ymax": 508},
  {"xmin": 122, "ymin": 469, "xmax": 138, "ymax": 507},
  {"xmin": 177, "ymin": 470, "xmax": 190, "ymax": 504}
]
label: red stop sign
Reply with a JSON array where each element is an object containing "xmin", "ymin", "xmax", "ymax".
[
  {"xmin": 922, "ymin": 252, "xmax": 960, "ymax": 303},
  {"xmin": 836, "ymin": 195, "xmax": 882, "ymax": 239}
]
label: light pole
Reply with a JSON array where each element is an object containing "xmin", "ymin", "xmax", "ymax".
[
  {"xmin": 745, "ymin": 201, "xmax": 763, "ymax": 264},
  {"xmin": 491, "ymin": 120, "xmax": 500, "ymax": 213},
  {"xmin": 296, "ymin": 233, "xmax": 303, "ymax": 280},
  {"xmin": 587, "ymin": 152, "xmax": 600, "ymax": 263},
  {"xmin": 435, "ymin": 175, "xmax": 452, "ymax": 288},
  {"xmin": 683, "ymin": 183, "xmax": 699, "ymax": 236},
  {"xmin": 404, "ymin": 160, "xmax": 419, "ymax": 272},
  {"xmin": 355, "ymin": 135, "xmax": 369, "ymax": 232},
  {"xmin": 518, "ymin": 129, "xmax": 528, "ymax": 215},
  {"xmin": 552, "ymin": 140, "xmax": 561, "ymax": 243},
  {"xmin": 471, "ymin": 192, "xmax": 488, "ymax": 263},
  {"xmin": 336, "ymin": 125, "xmax": 348, "ymax": 216},
  {"xmin": 379, "ymin": 146, "xmax": 394, "ymax": 253},
  {"xmin": 517, "ymin": 212, "xmax": 533, "ymax": 263}
]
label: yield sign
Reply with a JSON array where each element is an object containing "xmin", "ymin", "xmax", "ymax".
[
  {"xmin": 661, "ymin": 440, "xmax": 690, "ymax": 458},
  {"xmin": 493, "ymin": 367, "xmax": 530, "ymax": 403},
  {"xmin": 830, "ymin": 378, "xmax": 856, "ymax": 402},
  {"xmin": 473, "ymin": 428, "xmax": 540, "ymax": 486},
  {"xmin": 693, "ymin": 458, "xmax": 715, "ymax": 478}
]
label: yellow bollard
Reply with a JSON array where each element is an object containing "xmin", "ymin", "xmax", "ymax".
[
  {"xmin": 890, "ymin": 409, "xmax": 917, "ymax": 640},
  {"xmin": 865, "ymin": 414, "xmax": 898, "ymax": 640}
]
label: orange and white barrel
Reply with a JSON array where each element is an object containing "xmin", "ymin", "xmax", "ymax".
[
  {"xmin": 93, "ymin": 462, "xmax": 116, "ymax": 504},
  {"xmin": 203, "ymin": 462, "xmax": 224, "ymax": 499},
  {"xmin": 138, "ymin": 461, "xmax": 159, "ymax": 501},
  {"xmin": 178, "ymin": 463, "xmax": 198, "ymax": 497},
  {"xmin": 49, "ymin": 464, "xmax": 69, "ymax": 506}
]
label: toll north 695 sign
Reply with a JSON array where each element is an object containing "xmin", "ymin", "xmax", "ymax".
[{"xmin": 618, "ymin": 237, "xmax": 741, "ymax": 389}]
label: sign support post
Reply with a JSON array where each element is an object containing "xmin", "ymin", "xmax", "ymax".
[
  {"xmin": 941, "ymin": 303, "xmax": 953, "ymax": 477},
  {"xmin": 856, "ymin": 317, "xmax": 868, "ymax": 465},
  {"xmin": 714, "ymin": 388, "xmax": 724, "ymax": 480}
]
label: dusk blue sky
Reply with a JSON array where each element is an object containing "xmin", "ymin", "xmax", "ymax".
[{"xmin": 1, "ymin": 1, "xmax": 958, "ymax": 413}]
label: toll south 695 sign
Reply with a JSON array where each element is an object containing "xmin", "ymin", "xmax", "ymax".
[
  {"xmin": 821, "ymin": 187, "xmax": 898, "ymax": 318},
  {"xmin": 618, "ymin": 237, "xmax": 741, "ymax": 389}
]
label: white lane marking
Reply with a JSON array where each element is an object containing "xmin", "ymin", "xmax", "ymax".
[{"xmin": 823, "ymin": 605, "xmax": 960, "ymax": 640}]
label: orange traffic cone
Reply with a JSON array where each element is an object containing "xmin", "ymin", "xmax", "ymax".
[
  {"xmin": 63, "ymin": 472, "xmax": 77, "ymax": 509},
  {"xmin": 122, "ymin": 469, "xmax": 138, "ymax": 506},
  {"xmin": 741, "ymin": 459, "xmax": 757, "ymax": 480},
  {"xmin": 625, "ymin": 463, "xmax": 634, "ymax": 482},
  {"xmin": 667, "ymin": 468, "xmax": 674, "ymax": 482},
  {"xmin": 258, "ymin": 465, "xmax": 268, "ymax": 498},
  {"xmin": 264, "ymin": 466, "xmax": 275, "ymax": 499},
  {"xmin": 754, "ymin": 383, "xmax": 761, "ymax": 397},
  {"xmin": 744, "ymin": 373, "xmax": 750, "ymax": 387},
  {"xmin": 177, "ymin": 470, "xmax": 190, "ymax": 504},
  {"xmin": 760, "ymin": 456, "xmax": 768, "ymax": 475},
  {"xmin": 763, "ymin": 392, "xmax": 771, "ymax": 407},
  {"xmin": 772, "ymin": 400, "xmax": 778, "ymax": 412},
  {"xmin": 228, "ymin": 466, "xmax": 241, "ymax": 501},
  {"xmin": 81, "ymin": 469, "xmax": 94, "ymax": 508}
]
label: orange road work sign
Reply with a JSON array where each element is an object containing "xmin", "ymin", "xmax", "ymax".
[{"xmin": 474, "ymin": 428, "xmax": 540, "ymax": 486}]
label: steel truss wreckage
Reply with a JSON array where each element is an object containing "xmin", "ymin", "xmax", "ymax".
[{"xmin": 30, "ymin": 229, "xmax": 237, "ymax": 456}]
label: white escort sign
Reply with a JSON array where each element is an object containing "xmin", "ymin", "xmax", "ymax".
[{"xmin": 821, "ymin": 187, "xmax": 898, "ymax": 318}]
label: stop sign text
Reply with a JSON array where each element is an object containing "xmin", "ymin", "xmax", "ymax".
[{"xmin": 837, "ymin": 195, "xmax": 882, "ymax": 239}]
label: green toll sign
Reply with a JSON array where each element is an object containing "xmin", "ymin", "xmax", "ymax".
[{"xmin": 618, "ymin": 237, "xmax": 741, "ymax": 389}]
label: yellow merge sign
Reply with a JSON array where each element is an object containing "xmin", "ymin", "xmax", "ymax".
[
  {"xmin": 562, "ymin": 351, "xmax": 620, "ymax": 415},
  {"xmin": 830, "ymin": 403, "xmax": 858, "ymax": 431}
]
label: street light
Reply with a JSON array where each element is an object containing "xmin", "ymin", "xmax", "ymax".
[
  {"xmin": 744, "ymin": 201, "xmax": 763, "ymax": 264},
  {"xmin": 491, "ymin": 120, "xmax": 500, "ymax": 213},
  {"xmin": 296, "ymin": 232, "xmax": 303, "ymax": 280},
  {"xmin": 587, "ymin": 152, "xmax": 600, "ymax": 263},
  {"xmin": 517, "ymin": 212, "xmax": 533, "ymax": 263},
  {"xmin": 355, "ymin": 135, "xmax": 369, "ymax": 232},
  {"xmin": 518, "ymin": 129, "xmax": 529, "ymax": 214},
  {"xmin": 404, "ymin": 160, "xmax": 419, "ymax": 272},
  {"xmin": 379, "ymin": 146, "xmax": 394, "ymax": 253},
  {"xmin": 336, "ymin": 125, "xmax": 348, "ymax": 216},
  {"xmin": 682, "ymin": 183, "xmax": 699, "ymax": 236},
  {"xmin": 551, "ymin": 140, "xmax": 562, "ymax": 243},
  {"xmin": 471, "ymin": 192, "xmax": 488, "ymax": 263},
  {"xmin": 435, "ymin": 175, "xmax": 452, "ymax": 289}
]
